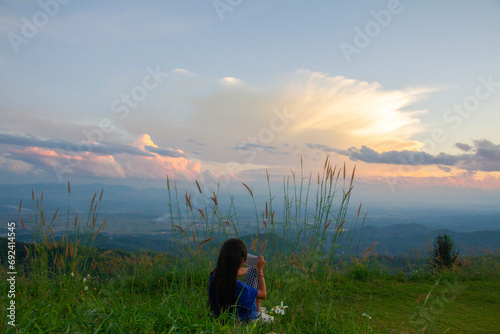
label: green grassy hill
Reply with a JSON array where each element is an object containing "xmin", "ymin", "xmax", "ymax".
[
  {"xmin": 352, "ymin": 224, "xmax": 500, "ymax": 256},
  {"xmin": 3, "ymin": 164, "xmax": 499, "ymax": 332},
  {"xmin": 1, "ymin": 236, "xmax": 499, "ymax": 333}
]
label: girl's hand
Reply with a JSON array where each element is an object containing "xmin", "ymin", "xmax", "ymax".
[{"xmin": 256, "ymin": 256, "xmax": 265, "ymax": 273}]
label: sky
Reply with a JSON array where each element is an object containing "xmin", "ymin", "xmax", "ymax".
[{"xmin": 1, "ymin": 0, "xmax": 500, "ymax": 210}]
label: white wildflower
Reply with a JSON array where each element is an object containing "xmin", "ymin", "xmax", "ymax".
[
  {"xmin": 271, "ymin": 306, "xmax": 284, "ymax": 315},
  {"xmin": 271, "ymin": 302, "xmax": 288, "ymax": 315}
]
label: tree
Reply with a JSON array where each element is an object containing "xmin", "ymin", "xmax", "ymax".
[{"xmin": 428, "ymin": 234, "xmax": 459, "ymax": 271}]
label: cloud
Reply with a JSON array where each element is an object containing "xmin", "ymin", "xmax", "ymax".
[
  {"xmin": 145, "ymin": 146, "xmax": 184, "ymax": 158},
  {"xmin": 346, "ymin": 146, "xmax": 459, "ymax": 166},
  {"xmin": 455, "ymin": 143, "xmax": 472, "ymax": 152},
  {"xmin": 187, "ymin": 139, "xmax": 207, "ymax": 146},
  {"xmin": 130, "ymin": 133, "xmax": 185, "ymax": 158},
  {"xmin": 437, "ymin": 166, "xmax": 452, "ymax": 173},
  {"xmin": 235, "ymin": 143, "xmax": 284, "ymax": 155},
  {"xmin": 8, "ymin": 147, "xmax": 127, "ymax": 179},
  {"xmin": 306, "ymin": 143, "xmax": 345, "ymax": 155},
  {"xmin": 0, "ymin": 69, "xmax": 442, "ymax": 182},
  {"xmin": 309, "ymin": 139, "xmax": 500, "ymax": 172},
  {"xmin": 371, "ymin": 173, "xmax": 500, "ymax": 190},
  {"xmin": 0, "ymin": 132, "xmax": 201, "ymax": 181},
  {"xmin": 279, "ymin": 70, "xmax": 431, "ymax": 150},
  {"xmin": 0, "ymin": 132, "xmax": 188, "ymax": 159},
  {"xmin": 219, "ymin": 76, "xmax": 242, "ymax": 86},
  {"xmin": 173, "ymin": 69, "xmax": 193, "ymax": 75},
  {"xmin": 116, "ymin": 69, "xmax": 432, "ymax": 169},
  {"xmin": 0, "ymin": 132, "xmax": 154, "ymax": 157},
  {"xmin": 0, "ymin": 153, "xmax": 32, "ymax": 173},
  {"xmin": 459, "ymin": 139, "xmax": 500, "ymax": 172}
]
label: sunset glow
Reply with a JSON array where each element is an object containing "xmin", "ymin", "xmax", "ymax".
[{"xmin": 1, "ymin": 1, "xmax": 499, "ymax": 206}]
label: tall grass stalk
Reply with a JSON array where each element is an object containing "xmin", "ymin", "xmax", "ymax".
[
  {"xmin": 162, "ymin": 158, "xmax": 364, "ymax": 277},
  {"xmin": 15, "ymin": 185, "xmax": 107, "ymax": 280},
  {"xmin": 4, "ymin": 160, "xmax": 500, "ymax": 333}
]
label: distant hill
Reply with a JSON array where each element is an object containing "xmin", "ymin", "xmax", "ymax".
[
  {"xmin": 354, "ymin": 224, "xmax": 500, "ymax": 256},
  {"xmin": 2, "ymin": 224, "xmax": 499, "ymax": 274},
  {"xmin": 2, "ymin": 183, "xmax": 499, "ymax": 258}
]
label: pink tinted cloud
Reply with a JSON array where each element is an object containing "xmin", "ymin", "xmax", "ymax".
[
  {"xmin": 367, "ymin": 173, "xmax": 500, "ymax": 190},
  {"xmin": 11, "ymin": 147, "xmax": 126, "ymax": 179},
  {"xmin": 5, "ymin": 134, "xmax": 201, "ymax": 181},
  {"xmin": 121, "ymin": 134, "xmax": 201, "ymax": 180},
  {"xmin": 19, "ymin": 147, "xmax": 60, "ymax": 157}
]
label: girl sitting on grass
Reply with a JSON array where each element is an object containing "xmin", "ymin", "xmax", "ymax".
[{"xmin": 208, "ymin": 238, "xmax": 274, "ymax": 323}]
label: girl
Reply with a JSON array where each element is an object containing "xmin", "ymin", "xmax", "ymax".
[{"xmin": 208, "ymin": 238, "xmax": 274, "ymax": 322}]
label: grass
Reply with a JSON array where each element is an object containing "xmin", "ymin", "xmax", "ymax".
[
  {"xmin": 1, "ymin": 159, "xmax": 499, "ymax": 333},
  {"xmin": 2, "ymin": 256, "xmax": 499, "ymax": 333}
]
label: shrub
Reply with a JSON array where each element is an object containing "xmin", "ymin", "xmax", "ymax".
[
  {"xmin": 428, "ymin": 234, "xmax": 459, "ymax": 271},
  {"xmin": 349, "ymin": 262, "xmax": 380, "ymax": 281}
]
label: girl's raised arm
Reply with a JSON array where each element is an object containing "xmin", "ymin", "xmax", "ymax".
[{"xmin": 256, "ymin": 256, "xmax": 267, "ymax": 299}]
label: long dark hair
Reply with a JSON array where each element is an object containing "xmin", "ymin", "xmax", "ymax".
[{"xmin": 209, "ymin": 238, "xmax": 247, "ymax": 314}]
